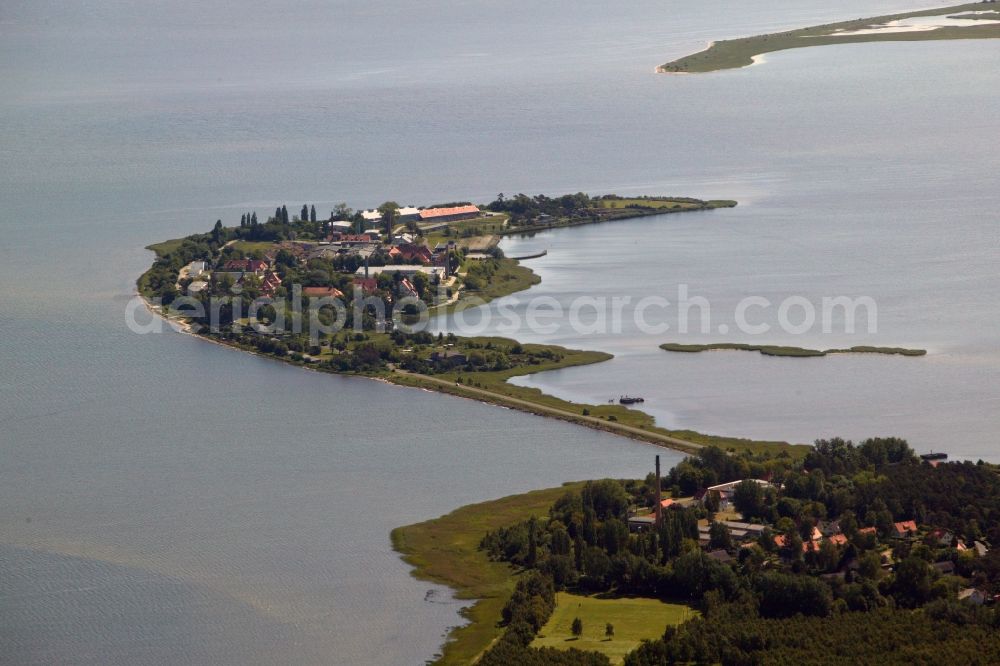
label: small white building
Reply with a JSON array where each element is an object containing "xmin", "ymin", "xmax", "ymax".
[
  {"xmin": 397, "ymin": 206, "xmax": 420, "ymax": 222},
  {"xmin": 355, "ymin": 265, "xmax": 444, "ymax": 279},
  {"xmin": 183, "ymin": 260, "xmax": 206, "ymax": 278},
  {"xmin": 702, "ymin": 479, "xmax": 773, "ymax": 509}
]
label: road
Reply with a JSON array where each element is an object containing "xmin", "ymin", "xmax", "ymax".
[{"xmin": 391, "ymin": 369, "xmax": 702, "ymax": 454}]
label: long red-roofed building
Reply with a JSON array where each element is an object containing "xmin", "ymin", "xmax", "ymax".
[{"xmin": 418, "ymin": 205, "xmax": 480, "ymax": 222}]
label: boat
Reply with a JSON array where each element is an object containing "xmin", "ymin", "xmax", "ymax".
[
  {"xmin": 919, "ymin": 452, "xmax": 948, "ymax": 461},
  {"xmin": 619, "ymin": 395, "xmax": 645, "ymax": 405}
]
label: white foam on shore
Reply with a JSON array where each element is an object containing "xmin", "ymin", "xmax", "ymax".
[{"xmin": 828, "ymin": 12, "xmax": 1000, "ymax": 36}]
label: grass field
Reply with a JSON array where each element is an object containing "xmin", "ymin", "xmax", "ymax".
[
  {"xmin": 391, "ymin": 484, "xmax": 585, "ymax": 666},
  {"xmin": 145, "ymin": 237, "xmax": 186, "ymax": 256},
  {"xmin": 659, "ymin": 3, "xmax": 1000, "ymax": 73},
  {"xmin": 451, "ymin": 257, "xmax": 540, "ymax": 311},
  {"xmin": 660, "ymin": 342, "xmax": 926, "ymax": 358},
  {"xmin": 229, "ymin": 240, "xmax": 277, "ymax": 255},
  {"xmin": 531, "ymin": 592, "xmax": 696, "ymax": 664},
  {"xmin": 598, "ymin": 198, "xmax": 702, "ymax": 210}
]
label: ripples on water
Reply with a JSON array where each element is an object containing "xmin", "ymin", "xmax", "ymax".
[{"xmin": 2, "ymin": 0, "xmax": 997, "ymax": 662}]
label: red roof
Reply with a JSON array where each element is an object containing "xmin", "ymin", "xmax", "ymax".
[
  {"xmin": 389, "ymin": 243, "xmax": 433, "ymax": 264},
  {"xmin": 894, "ymin": 520, "xmax": 918, "ymax": 534},
  {"xmin": 353, "ymin": 277, "xmax": 378, "ymax": 293},
  {"xmin": 660, "ymin": 498, "xmax": 675, "ymax": 509},
  {"xmin": 858, "ymin": 527, "xmax": 877, "ymax": 535},
  {"xmin": 302, "ymin": 286, "xmax": 344, "ymax": 298},
  {"xmin": 828, "ymin": 534, "xmax": 849, "ymax": 546},
  {"xmin": 418, "ymin": 205, "xmax": 480, "ymax": 220},
  {"xmin": 224, "ymin": 258, "xmax": 269, "ymax": 272}
]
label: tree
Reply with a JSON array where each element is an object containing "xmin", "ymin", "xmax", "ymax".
[
  {"xmin": 301, "ymin": 204, "xmax": 308, "ymax": 222},
  {"xmin": 571, "ymin": 617, "xmax": 583, "ymax": 638},
  {"xmin": 310, "ymin": 204, "xmax": 317, "ymax": 223},
  {"xmin": 333, "ymin": 202, "xmax": 351, "ymax": 219},
  {"xmin": 527, "ymin": 516, "xmax": 538, "ymax": 568},
  {"xmin": 250, "ymin": 211, "xmax": 257, "ymax": 225},
  {"xmin": 733, "ymin": 479, "xmax": 765, "ymax": 521},
  {"xmin": 605, "ymin": 623, "xmax": 614, "ymax": 641},
  {"xmin": 709, "ymin": 521, "xmax": 733, "ymax": 551},
  {"xmin": 281, "ymin": 205, "xmax": 289, "ymax": 225},
  {"xmin": 378, "ymin": 201, "xmax": 400, "ymax": 238}
]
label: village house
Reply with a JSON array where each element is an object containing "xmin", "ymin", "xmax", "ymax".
[
  {"xmin": 187, "ymin": 280, "xmax": 209, "ymax": 294},
  {"xmin": 223, "ymin": 258, "xmax": 269, "ymax": 274},
  {"xmin": 182, "ymin": 260, "xmax": 206, "ymax": 278},
  {"xmin": 627, "ymin": 514, "xmax": 656, "ymax": 533},
  {"xmin": 397, "ymin": 278, "xmax": 419, "ymax": 299},
  {"xmin": 302, "ymin": 286, "xmax": 345, "ymax": 299},
  {"xmin": 892, "ymin": 520, "xmax": 918, "ymax": 539},
  {"xmin": 700, "ymin": 479, "xmax": 773, "ymax": 510},
  {"xmin": 352, "ymin": 277, "xmax": 378, "ymax": 294},
  {"xmin": 259, "ymin": 270, "xmax": 282, "ymax": 297},
  {"xmin": 388, "ymin": 243, "xmax": 434, "ymax": 265},
  {"xmin": 430, "ymin": 350, "xmax": 467, "ymax": 367},
  {"xmin": 959, "ymin": 587, "xmax": 988, "ymax": 605}
]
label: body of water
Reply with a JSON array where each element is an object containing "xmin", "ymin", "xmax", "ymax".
[{"xmin": 1, "ymin": 0, "xmax": 996, "ymax": 663}]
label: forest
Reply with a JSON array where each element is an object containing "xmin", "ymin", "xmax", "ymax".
[{"xmin": 473, "ymin": 439, "xmax": 1000, "ymax": 664}]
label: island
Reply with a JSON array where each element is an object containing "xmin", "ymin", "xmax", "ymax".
[
  {"xmin": 395, "ymin": 438, "xmax": 1000, "ymax": 664},
  {"xmin": 658, "ymin": 3, "xmax": 1000, "ymax": 74},
  {"xmin": 660, "ymin": 342, "xmax": 927, "ymax": 358},
  {"xmin": 139, "ymin": 193, "xmax": 780, "ymax": 457}
]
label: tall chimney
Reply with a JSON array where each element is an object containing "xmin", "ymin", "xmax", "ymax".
[{"xmin": 654, "ymin": 455, "xmax": 662, "ymax": 526}]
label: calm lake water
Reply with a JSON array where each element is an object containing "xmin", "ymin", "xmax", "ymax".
[{"xmin": 2, "ymin": 0, "xmax": 997, "ymax": 663}]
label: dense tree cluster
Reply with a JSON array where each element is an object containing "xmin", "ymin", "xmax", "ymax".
[
  {"xmin": 625, "ymin": 598, "xmax": 1000, "ymax": 665},
  {"xmin": 486, "ymin": 192, "xmax": 595, "ymax": 226},
  {"xmin": 479, "ymin": 440, "xmax": 1000, "ymax": 664}
]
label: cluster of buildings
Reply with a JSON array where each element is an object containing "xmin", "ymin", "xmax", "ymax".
[
  {"xmin": 357, "ymin": 204, "xmax": 481, "ymax": 227},
  {"xmin": 178, "ymin": 229, "xmax": 458, "ymax": 300},
  {"xmin": 626, "ymin": 466, "xmax": 995, "ymax": 604}
]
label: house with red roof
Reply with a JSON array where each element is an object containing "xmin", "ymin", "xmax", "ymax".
[
  {"xmin": 893, "ymin": 520, "xmax": 918, "ymax": 539},
  {"xmin": 418, "ymin": 205, "xmax": 480, "ymax": 222},
  {"xmin": 224, "ymin": 258, "xmax": 269, "ymax": 274},
  {"xmin": 827, "ymin": 534, "xmax": 849, "ymax": 547},
  {"xmin": 388, "ymin": 243, "xmax": 434, "ymax": 265},
  {"xmin": 302, "ymin": 286, "xmax": 344, "ymax": 299},
  {"xmin": 259, "ymin": 270, "xmax": 282, "ymax": 297},
  {"xmin": 352, "ymin": 277, "xmax": 379, "ymax": 294},
  {"xmin": 396, "ymin": 278, "xmax": 419, "ymax": 300}
]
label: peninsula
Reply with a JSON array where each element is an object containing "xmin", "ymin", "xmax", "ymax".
[
  {"xmin": 396, "ymin": 439, "xmax": 1000, "ymax": 664},
  {"xmin": 660, "ymin": 342, "xmax": 927, "ymax": 358},
  {"xmin": 139, "ymin": 193, "xmax": 785, "ymax": 456},
  {"xmin": 658, "ymin": 3, "xmax": 1000, "ymax": 74}
]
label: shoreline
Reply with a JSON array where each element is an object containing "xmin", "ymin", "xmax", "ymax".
[
  {"xmin": 657, "ymin": 3, "xmax": 1000, "ymax": 74},
  {"xmin": 139, "ymin": 291, "xmax": 799, "ymax": 457},
  {"xmin": 660, "ymin": 342, "xmax": 928, "ymax": 358}
]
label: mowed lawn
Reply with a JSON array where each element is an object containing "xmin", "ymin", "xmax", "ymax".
[{"xmin": 532, "ymin": 592, "xmax": 696, "ymax": 663}]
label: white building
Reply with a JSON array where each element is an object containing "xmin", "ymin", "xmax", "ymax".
[{"xmin": 355, "ymin": 265, "xmax": 444, "ymax": 279}]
